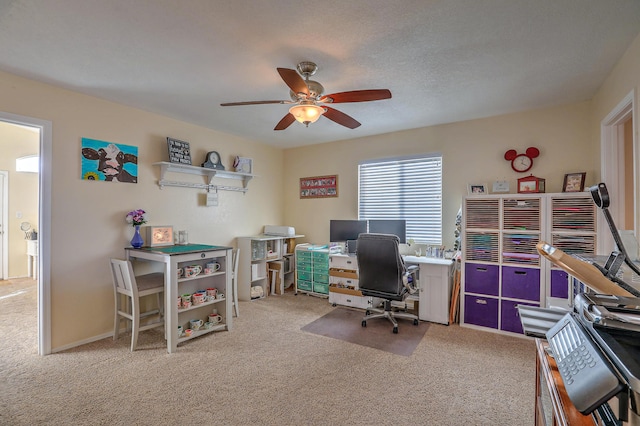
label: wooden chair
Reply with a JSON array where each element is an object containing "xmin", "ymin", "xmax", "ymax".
[
  {"xmin": 109, "ymin": 259, "xmax": 165, "ymax": 351},
  {"xmin": 231, "ymin": 249, "xmax": 240, "ymax": 317}
]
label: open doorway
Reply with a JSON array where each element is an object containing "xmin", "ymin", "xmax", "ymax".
[
  {"xmin": 0, "ymin": 122, "xmax": 39, "ymax": 281},
  {"xmin": 600, "ymin": 90, "xmax": 637, "ymax": 254},
  {"xmin": 0, "ymin": 111, "xmax": 52, "ymax": 355}
]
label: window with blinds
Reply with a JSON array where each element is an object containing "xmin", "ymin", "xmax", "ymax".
[{"xmin": 358, "ymin": 154, "xmax": 443, "ymax": 244}]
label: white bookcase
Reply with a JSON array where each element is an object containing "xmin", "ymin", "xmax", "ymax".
[
  {"xmin": 461, "ymin": 192, "xmax": 597, "ymax": 336},
  {"xmin": 236, "ymin": 234, "xmax": 302, "ymax": 300}
]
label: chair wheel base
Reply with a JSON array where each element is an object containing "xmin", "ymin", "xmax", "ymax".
[
  {"xmin": 413, "ymin": 319, "xmax": 419, "ymax": 325},
  {"xmin": 393, "ymin": 327, "xmax": 398, "ymax": 334},
  {"xmin": 362, "ymin": 320, "xmax": 367, "ymax": 327}
]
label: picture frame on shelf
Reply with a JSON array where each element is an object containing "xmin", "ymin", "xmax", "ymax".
[
  {"xmin": 166, "ymin": 137, "xmax": 192, "ymax": 165},
  {"xmin": 562, "ymin": 172, "xmax": 586, "ymax": 192},
  {"xmin": 517, "ymin": 175, "xmax": 545, "ymax": 193},
  {"xmin": 492, "ymin": 180, "xmax": 510, "ymax": 193},
  {"xmin": 233, "ymin": 156, "xmax": 253, "ymax": 174},
  {"xmin": 467, "ymin": 183, "xmax": 487, "ymax": 195}
]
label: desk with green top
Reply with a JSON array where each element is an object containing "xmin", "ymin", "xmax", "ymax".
[{"xmin": 126, "ymin": 243, "xmax": 233, "ymax": 353}]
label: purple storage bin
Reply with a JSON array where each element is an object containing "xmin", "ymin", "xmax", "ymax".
[
  {"xmin": 464, "ymin": 263, "xmax": 499, "ymax": 296},
  {"xmin": 502, "ymin": 266, "xmax": 540, "ymax": 301},
  {"xmin": 550, "ymin": 269, "xmax": 569, "ymax": 299},
  {"xmin": 464, "ymin": 294, "xmax": 499, "ymax": 329},
  {"xmin": 500, "ymin": 300, "xmax": 539, "ymax": 334}
]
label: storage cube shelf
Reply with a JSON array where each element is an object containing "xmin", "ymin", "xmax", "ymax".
[
  {"xmin": 461, "ymin": 193, "xmax": 597, "ymax": 336},
  {"xmin": 237, "ymin": 234, "xmax": 302, "ymax": 301}
]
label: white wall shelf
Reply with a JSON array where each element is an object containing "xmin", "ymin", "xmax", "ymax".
[{"xmin": 153, "ymin": 161, "xmax": 255, "ymax": 193}]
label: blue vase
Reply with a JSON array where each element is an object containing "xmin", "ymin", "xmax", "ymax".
[{"xmin": 131, "ymin": 225, "xmax": 144, "ymax": 248}]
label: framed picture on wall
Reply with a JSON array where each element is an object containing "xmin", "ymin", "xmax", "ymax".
[
  {"xmin": 300, "ymin": 175, "xmax": 338, "ymax": 199},
  {"xmin": 562, "ymin": 172, "xmax": 586, "ymax": 192},
  {"xmin": 467, "ymin": 183, "xmax": 487, "ymax": 195}
]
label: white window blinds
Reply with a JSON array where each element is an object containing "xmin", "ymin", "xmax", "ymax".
[{"xmin": 358, "ymin": 154, "xmax": 442, "ymax": 244}]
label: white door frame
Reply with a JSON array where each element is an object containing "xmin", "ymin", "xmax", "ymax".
[
  {"xmin": 600, "ymin": 89, "xmax": 637, "ymax": 254},
  {"xmin": 0, "ymin": 171, "xmax": 7, "ymax": 280},
  {"xmin": 0, "ymin": 111, "xmax": 52, "ymax": 356}
]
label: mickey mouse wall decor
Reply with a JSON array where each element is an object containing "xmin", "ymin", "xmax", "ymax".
[{"xmin": 504, "ymin": 147, "xmax": 540, "ymax": 173}]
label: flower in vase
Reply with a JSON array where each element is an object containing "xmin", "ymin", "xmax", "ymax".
[{"xmin": 125, "ymin": 209, "xmax": 147, "ymax": 227}]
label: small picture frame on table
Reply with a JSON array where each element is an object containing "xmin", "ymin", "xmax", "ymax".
[
  {"xmin": 468, "ymin": 184, "xmax": 487, "ymax": 195},
  {"xmin": 562, "ymin": 172, "xmax": 586, "ymax": 192}
]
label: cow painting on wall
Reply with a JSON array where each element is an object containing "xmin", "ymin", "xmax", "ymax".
[{"xmin": 81, "ymin": 138, "xmax": 138, "ymax": 183}]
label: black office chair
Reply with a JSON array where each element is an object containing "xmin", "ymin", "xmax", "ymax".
[{"xmin": 357, "ymin": 233, "xmax": 419, "ymax": 334}]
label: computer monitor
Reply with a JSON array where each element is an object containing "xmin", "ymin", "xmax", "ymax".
[
  {"xmin": 367, "ymin": 219, "xmax": 407, "ymax": 243},
  {"xmin": 329, "ymin": 220, "xmax": 367, "ymax": 243}
]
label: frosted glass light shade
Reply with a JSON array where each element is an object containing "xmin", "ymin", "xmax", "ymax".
[{"xmin": 289, "ymin": 104, "xmax": 325, "ymax": 125}]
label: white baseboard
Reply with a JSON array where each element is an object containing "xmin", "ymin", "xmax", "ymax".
[{"xmin": 51, "ymin": 331, "xmax": 113, "ymax": 353}]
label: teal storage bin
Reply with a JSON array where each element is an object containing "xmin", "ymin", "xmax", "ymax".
[
  {"xmin": 313, "ymin": 282, "xmax": 329, "ymax": 294},
  {"xmin": 297, "ymin": 250, "xmax": 312, "ymax": 261},
  {"xmin": 313, "ymin": 272, "xmax": 329, "ymax": 284},
  {"xmin": 312, "ymin": 252, "xmax": 329, "ymax": 263},
  {"xmin": 297, "ymin": 271, "xmax": 312, "ymax": 282},
  {"xmin": 297, "ymin": 280, "xmax": 313, "ymax": 292},
  {"xmin": 296, "ymin": 260, "xmax": 312, "ymax": 272}
]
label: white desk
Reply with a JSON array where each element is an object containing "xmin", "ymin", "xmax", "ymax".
[
  {"xmin": 403, "ymin": 256, "xmax": 455, "ymax": 325},
  {"xmin": 26, "ymin": 240, "xmax": 38, "ymax": 280},
  {"xmin": 126, "ymin": 243, "xmax": 232, "ymax": 353}
]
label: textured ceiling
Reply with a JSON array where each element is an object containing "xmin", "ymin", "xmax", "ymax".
[{"xmin": 1, "ymin": 0, "xmax": 640, "ymax": 148}]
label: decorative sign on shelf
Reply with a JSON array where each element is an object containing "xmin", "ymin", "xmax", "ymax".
[
  {"xmin": 233, "ymin": 156, "xmax": 253, "ymax": 174},
  {"xmin": 300, "ymin": 175, "xmax": 338, "ymax": 199},
  {"xmin": 167, "ymin": 137, "xmax": 192, "ymax": 165}
]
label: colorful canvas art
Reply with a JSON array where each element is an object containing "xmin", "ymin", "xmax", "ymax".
[{"xmin": 81, "ymin": 138, "xmax": 138, "ymax": 183}]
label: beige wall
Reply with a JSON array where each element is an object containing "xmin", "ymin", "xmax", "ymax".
[
  {"xmin": 283, "ymin": 102, "xmax": 594, "ymax": 247},
  {"xmin": 0, "ymin": 122, "xmax": 39, "ymax": 277},
  {"xmin": 0, "ymin": 70, "xmax": 284, "ymax": 350},
  {"xmin": 591, "ymin": 32, "xmax": 640, "ymax": 230}
]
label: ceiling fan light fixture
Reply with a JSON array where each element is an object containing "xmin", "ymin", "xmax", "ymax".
[{"xmin": 289, "ymin": 104, "xmax": 325, "ymax": 126}]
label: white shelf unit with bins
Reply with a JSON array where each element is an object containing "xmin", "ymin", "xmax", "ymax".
[
  {"xmin": 295, "ymin": 244, "xmax": 332, "ymax": 297},
  {"xmin": 461, "ymin": 192, "xmax": 597, "ymax": 336},
  {"xmin": 236, "ymin": 234, "xmax": 302, "ymax": 300},
  {"xmin": 548, "ymin": 194, "xmax": 597, "ymax": 307},
  {"xmin": 153, "ymin": 161, "xmax": 254, "ymax": 193}
]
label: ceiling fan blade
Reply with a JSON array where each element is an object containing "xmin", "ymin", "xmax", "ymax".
[
  {"xmin": 221, "ymin": 100, "xmax": 288, "ymax": 106},
  {"xmin": 277, "ymin": 68, "xmax": 309, "ymax": 96},
  {"xmin": 274, "ymin": 113, "xmax": 296, "ymax": 131},
  {"xmin": 320, "ymin": 89, "xmax": 392, "ymax": 104},
  {"xmin": 323, "ymin": 106, "xmax": 361, "ymax": 129}
]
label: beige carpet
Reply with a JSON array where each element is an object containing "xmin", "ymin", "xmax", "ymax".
[
  {"xmin": 0, "ymin": 279, "xmax": 536, "ymax": 425},
  {"xmin": 301, "ymin": 306, "xmax": 429, "ymax": 356}
]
